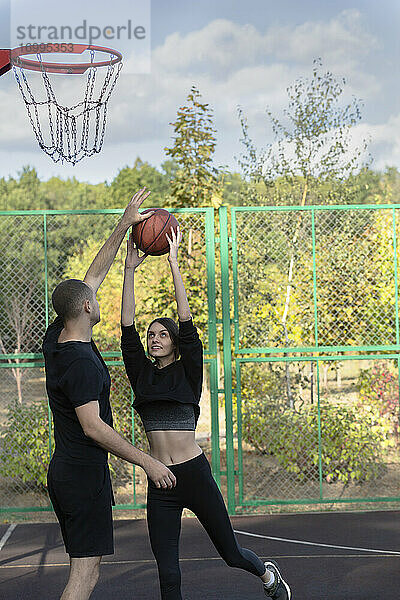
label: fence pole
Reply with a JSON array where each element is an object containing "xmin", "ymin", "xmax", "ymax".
[
  {"xmin": 205, "ymin": 209, "xmax": 220, "ymax": 483},
  {"xmin": 43, "ymin": 214, "xmax": 52, "ymax": 461},
  {"xmin": 219, "ymin": 206, "xmax": 236, "ymax": 514}
]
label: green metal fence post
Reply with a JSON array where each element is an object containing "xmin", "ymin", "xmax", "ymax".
[
  {"xmin": 311, "ymin": 209, "xmax": 319, "ymax": 347},
  {"xmin": 205, "ymin": 208, "xmax": 217, "ymax": 353},
  {"xmin": 43, "ymin": 214, "xmax": 52, "ymax": 461},
  {"xmin": 231, "ymin": 208, "xmax": 240, "ymax": 354},
  {"xmin": 219, "ymin": 206, "xmax": 236, "ymax": 514},
  {"xmin": 208, "ymin": 359, "xmax": 221, "ymax": 487},
  {"xmin": 394, "ymin": 209, "xmax": 400, "ymax": 449},
  {"xmin": 311, "ymin": 210, "xmax": 323, "ymax": 498},
  {"xmin": 236, "ymin": 358, "xmax": 244, "ymax": 506},
  {"xmin": 392, "ymin": 208, "xmax": 399, "ymax": 345},
  {"xmin": 316, "ymin": 360, "xmax": 323, "ymax": 501},
  {"xmin": 205, "ymin": 208, "xmax": 220, "ymax": 483}
]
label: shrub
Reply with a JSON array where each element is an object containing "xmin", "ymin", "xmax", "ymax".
[
  {"xmin": 0, "ymin": 374, "xmax": 147, "ymax": 492},
  {"xmin": 109, "ymin": 371, "xmax": 147, "ymax": 449},
  {"xmin": 236, "ymin": 362, "xmax": 296, "ymax": 415},
  {"xmin": 108, "ymin": 367, "xmax": 148, "ymax": 483},
  {"xmin": 0, "ymin": 400, "xmax": 53, "ymax": 490},
  {"xmin": 241, "ymin": 398, "xmax": 393, "ymax": 484},
  {"xmin": 358, "ymin": 363, "xmax": 399, "ymax": 418}
]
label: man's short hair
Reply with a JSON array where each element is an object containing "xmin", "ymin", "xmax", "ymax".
[{"xmin": 52, "ymin": 279, "xmax": 94, "ymax": 322}]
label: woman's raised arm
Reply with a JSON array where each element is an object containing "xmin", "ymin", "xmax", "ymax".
[
  {"xmin": 121, "ymin": 235, "xmax": 147, "ymax": 326},
  {"xmin": 166, "ymin": 226, "xmax": 191, "ymax": 322}
]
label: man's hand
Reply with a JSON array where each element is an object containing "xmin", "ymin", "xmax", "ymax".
[
  {"xmin": 83, "ymin": 187, "xmax": 154, "ymax": 294},
  {"xmin": 125, "ymin": 235, "xmax": 147, "ymax": 271},
  {"xmin": 75, "ymin": 402, "xmax": 177, "ymax": 487},
  {"xmin": 121, "ymin": 187, "xmax": 155, "ymax": 228},
  {"xmin": 143, "ymin": 456, "xmax": 177, "ymax": 489}
]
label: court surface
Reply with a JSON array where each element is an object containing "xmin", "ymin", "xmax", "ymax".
[{"xmin": 1, "ymin": 510, "xmax": 400, "ymax": 599}]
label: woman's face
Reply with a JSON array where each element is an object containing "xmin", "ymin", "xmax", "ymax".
[{"xmin": 147, "ymin": 322, "xmax": 175, "ymax": 359}]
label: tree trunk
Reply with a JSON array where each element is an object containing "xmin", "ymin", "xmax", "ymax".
[
  {"xmin": 322, "ymin": 363, "xmax": 330, "ymax": 392},
  {"xmin": 0, "ymin": 282, "xmax": 36, "ymax": 404},
  {"xmin": 187, "ymin": 227, "xmax": 194, "ymax": 268},
  {"xmin": 281, "ymin": 181, "xmax": 308, "ymax": 408},
  {"xmin": 0, "ymin": 337, "xmax": 23, "ymax": 403},
  {"xmin": 336, "ymin": 363, "xmax": 342, "ymax": 390},
  {"xmin": 12, "ymin": 363, "xmax": 23, "ymax": 404}
]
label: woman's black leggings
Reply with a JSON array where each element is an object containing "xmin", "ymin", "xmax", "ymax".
[{"xmin": 147, "ymin": 452, "xmax": 265, "ymax": 600}]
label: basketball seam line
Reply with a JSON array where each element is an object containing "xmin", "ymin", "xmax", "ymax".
[
  {"xmin": 144, "ymin": 213, "xmax": 171, "ymax": 254},
  {"xmin": 138, "ymin": 216, "xmax": 146, "ymax": 250}
]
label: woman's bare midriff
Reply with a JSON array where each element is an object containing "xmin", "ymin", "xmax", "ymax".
[{"xmin": 146, "ymin": 430, "xmax": 202, "ymax": 465}]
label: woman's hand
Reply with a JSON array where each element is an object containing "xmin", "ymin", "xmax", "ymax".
[
  {"xmin": 125, "ymin": 234, "xmax": 147, "ymax": 270},
  {"xmin": 166, "ymin": 225, "xmax": 182, "ymax": 264}
]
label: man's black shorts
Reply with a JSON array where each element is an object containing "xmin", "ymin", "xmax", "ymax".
[{"xmin": 47, "ymin": 457, "xmax": 115, "ymax": 558}]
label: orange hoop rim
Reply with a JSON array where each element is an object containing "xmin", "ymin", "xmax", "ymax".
[{"xmin": 10, "ymin": 43, "xmax": 122, "ymax": 74}]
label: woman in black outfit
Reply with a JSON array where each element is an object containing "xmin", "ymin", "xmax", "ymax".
[{"xmin": 120, "ymin": 225, "xmax": 291, "ymax": 600}]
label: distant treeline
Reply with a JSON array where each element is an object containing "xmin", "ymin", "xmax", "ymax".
[{"xmin": 1, "ymin": 160, "xmax": 400, "ymax": 212}]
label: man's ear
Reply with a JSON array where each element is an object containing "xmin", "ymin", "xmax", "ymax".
[{"xmin": 83, "ymin": 299, "xmax": 91, "ymax": 314}]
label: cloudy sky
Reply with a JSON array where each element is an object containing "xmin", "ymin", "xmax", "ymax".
[{"xmin": 0, "ymin": 0, "xmax": 399, "ymax": 184}]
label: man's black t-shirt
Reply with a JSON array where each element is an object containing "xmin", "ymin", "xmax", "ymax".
[{"xmin": 43, "ymin": 316, "xmax": 112, "ymax": 464}]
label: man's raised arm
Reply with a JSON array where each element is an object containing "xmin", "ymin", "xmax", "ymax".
[{"xmin": 84, "ymin": 187, "xmax": 153, "ymax": 294}]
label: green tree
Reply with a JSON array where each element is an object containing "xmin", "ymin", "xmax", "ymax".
[
  {"xmin": 165, "ymin": 85, "xmax": 222, "ymax": 208},
  {"xmin": 110, "ymin": 158, "xmax": 170, "ymax": 208},
  {"xmin": 238, "ymin": 58, "xmax": 370, "ymax": 205},
  {"xmin": 237, "ymin": 59, "xmax": 371, "ymax": 405},
  {"xmin": 220, "ymin": 172, "xmax": 250, "ymax": 206},
  {"xmin": 381, "ymin": 167, "xmax": 400, "ymax": 204},
  {"xmin": 0, "ymin": 166, "xmax": 111, "ymax": 211},
  {"xmin": 161, "ymin": 159, "xmax": 179, "ymax": 185}
]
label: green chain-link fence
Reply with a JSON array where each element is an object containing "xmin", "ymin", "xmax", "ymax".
[
  {"xmin": 223, "ymin": 205, "xmax": 400, "ymax": 513},
  {"xmin": 0, "ymin": 208, "xmax": 219, "ymax": 514},
  {"xmin": 1, "ymin": 204, "xmax": 400, "ymax": 516}
]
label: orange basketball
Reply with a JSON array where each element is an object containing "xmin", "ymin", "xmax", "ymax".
[{"xmin": 132, "ymin": 209, "xmax": 179, "ymax": 256}]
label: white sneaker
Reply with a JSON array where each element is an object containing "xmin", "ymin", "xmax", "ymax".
[{"xmin": 263, "ymin": 560, "xmax": 291, "ymax": 599}]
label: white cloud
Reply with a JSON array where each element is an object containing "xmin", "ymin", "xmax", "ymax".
[
  {"xmin": 98, "ymin": 10, "xmax": 382, "ymax": 150},
  {"xmin": 152, "ymin": 20, "xmax": 262, "ymax": 76},
  {"xmin": 0, "ymin": 87, "xmax": 32, "ymax": 148},
  {"xmin": 0, "ymin": 10, "xmax": 385, "ymax": 172},
  {"xmin": 362, "ymin": 115, "xmax": 400, "ymax": 170},
  {"xmin": 268, "ymin": 9, "xmax": 377, "ymax": 63},
  {"xmin": 152, "ymin": 10, "xmax": 377, "ymax": 76}
]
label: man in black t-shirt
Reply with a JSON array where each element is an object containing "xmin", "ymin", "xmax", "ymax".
[{"xmin": 43, "ymin": 188, "xmax": 176, "ymax": 600}]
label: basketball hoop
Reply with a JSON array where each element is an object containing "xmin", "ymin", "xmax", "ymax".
[{"xmin": 0, "ymin": 44, "xmax": 122, "ymax": 165}]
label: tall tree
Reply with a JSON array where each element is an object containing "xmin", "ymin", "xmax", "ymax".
[
  {"xmin": 165, "ymin": 85, "xmax": 222, "ymax": 208},
  {"xmin": 238, "ymin": 58, "xmax": 370, "ymax": 205},
  {"xmin": 163, "ymin": 87, "xmax": 221, "ymax": 371},
  {"xmin": 237, "ymin": 59, "xmax": 371, "ymax": 406}
]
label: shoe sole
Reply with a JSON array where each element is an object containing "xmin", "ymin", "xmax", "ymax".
[{"xmin": 264, "ymin": 559, "xmax": 292, "ymax": 599}]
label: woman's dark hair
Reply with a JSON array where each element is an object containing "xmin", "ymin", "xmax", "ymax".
[{"xmin": 146, "ymin": 317, "xmax": 180, "ymax": 363}]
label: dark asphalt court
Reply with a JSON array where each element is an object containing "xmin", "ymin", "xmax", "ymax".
[{"xmin": 1, "ymin": 511, "xmax": 400, "ymax": 599}]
